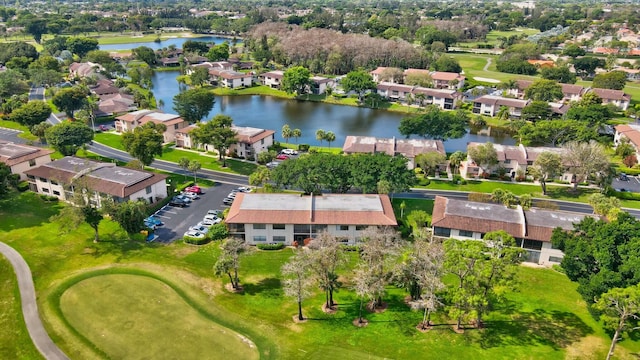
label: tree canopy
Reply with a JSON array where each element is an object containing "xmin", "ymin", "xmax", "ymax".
[
  {"xmin": 592, "ymin": 71, "xmax": 627, "ymax": 90},
  {"xmin": 45, "ymin": 121, "xmax": 94, "ymax": 156},
  {"xmin": 190, "ymin": 114, "xmax": 238, "ymax": 166},
  {"xmin": 524, "ymin": 79, "xmax": 563, "ymax": 102},
  {"xmin": 121, "ymin": 122, "xmax": 166, "ymax": 167},
  {"xmin": 399, "ymin": 106, "xmax": 467, "ymax": 140},
  {"xmin": 173, "ymin": 88, "xmax": 216, "ymax": 123},
  {"xmin": 10, "ymin": 101, "xmax": 52, "ymax": 128},
  {"xmin": 52, "ymin": 86, "xmax": 89, "ymax": 119},
  {"xmin": 281, "ymin": 66, "xmax": 311, "ymax": 96},
  {"xmin": 341, "ymin": 70, "xmax": 376, "ymax": 101}
]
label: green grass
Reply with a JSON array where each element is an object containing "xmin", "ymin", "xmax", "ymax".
[
  {"xmin": 58, "ymin": 273, "xmax": 259, "ymax": 359},
  {"xmin": 2, "ymin": 191, "xmax": 640, "ymax": 359},
  {"xmin": 92, "ymin": 132, "xmax": 257, "ymax": 176},
  {"xmin": 0, "ymin": 257, "xmax": 43, "ymax": 360},
  {"xmin": 391, "ymin": 198, "xmax": 434, "ymax": 223},
  {"xmin": 0, "ymin": 119, "xmax": 38, "ymax": 141},
  {"xmin": 457, "ymin": 28, "xmax": 540, "ymax": 48}
]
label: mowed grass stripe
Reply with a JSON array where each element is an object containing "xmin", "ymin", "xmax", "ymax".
[{"xmin": 59, "ymin": 273, "xmax": 259, "ymax": 360}]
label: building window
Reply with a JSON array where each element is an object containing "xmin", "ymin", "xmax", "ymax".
[
  {"xmin": 337, "ymin": 225, "xmax": 349, "ymax": 231},
  {"xmin": 273, "ymin": 236, "xmax": 286, "ymax": 242},
  {"xmin": 253, "ymin": 224, "xmax": 266, "ymax": 230},
  {"xmin": 50, "ymin": 180, "xmax": 58, "ymax": 185},
  {"xmin": 39, "ymin": 177, "xmax": 47, "ymax": 182},
  {"xmin": 41, "ymin": 188, "xmax": 50, "ymax": 193},
  {"xmin": 145, "ymin": 185, "xmax": 152, "ymax": 194},
  {"xmin": 253, "ymin": 235, "xmax": 267, "ymax": 242},
  {"xmin": 522, "ymin": 239, "xmax": 543, "ymax": 251},
  {"xmin": 355, "ymin": 225, "xmax": 367, "ymax": 231},
  {"xmin": 459, "ymin": 230, "xmax": 473, "ymax": 237},
  {"xmin": 29, "ymin": 159, "xmax": 36, "ymax": 167},
  {"xmin": 272, "ymin": 224, "xmax": 285, "ymax": 230},
  {"xmin": 434, "ymin": 227, "xmax": 451, "ymax": 237},
  {"xmin": 174, "ymin": 124, "xmax": 179, "ymax": 130},
  {"xmin": 53, "ymin": 190, "xmax": 60, "ymax": 195},
  {"xmin": 548, "ymin": 256, "xmax": 563, "ymax": 263},
  {"xmin": 27, "ymin": 175, "xmax": 35, "ymax": 180},
  {"xmin": 261, "ymin": 139, "xmax": 264, "ymax": 145},
  {"xmin": 503, "ymin": 159, "xmax": 511, "ymax": 164}
]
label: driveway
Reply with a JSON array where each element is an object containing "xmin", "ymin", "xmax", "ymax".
[{"xmin": 152, "ymin": 183, "xmax": 237, "ymax": 243}]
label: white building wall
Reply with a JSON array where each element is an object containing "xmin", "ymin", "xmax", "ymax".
[
  {"xmin": 10, "ymin": 155, "xmax": 52, "ymax": 180},
  {"xmin": 127, "ymin": 180, "xmax": 168, "ymax": 204},
  {"xmin": 243, "ymin": 223, "xmax": 368, "ymax": 245},
  {"xmin": 32, "ymin": 177, "xmax": 66, "ymax": 200},
  {"xmin": 539, "ymin": 242, "xmax": 564, "ymax": 266}
]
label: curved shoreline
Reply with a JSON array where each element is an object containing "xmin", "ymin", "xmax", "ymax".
[{"xmin": 0, "ymin": 242, "xmax": 69, "ymax": 360}]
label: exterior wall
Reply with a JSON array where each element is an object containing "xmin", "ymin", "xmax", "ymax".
[
  {"xmin": 30, "ymin": 176, "xmax": 67, "ymax": 200},
  {"xmin": 614, "ymin": 132, "xmax": 640, "ymax": 165},
  {"xmin": 473, "ymin": 102, "xmax": 496, "ymax": 116},
  {"xmin": 434, "ymin": 227, "xmax": 563, "ymax": 267},
  {"xmin": 162, "ymin": 122, "xmax": 188, "ymax": 143},
  {"xmin": 115, "ymin": 120, "xmax": 137, "ymax": 133},
  {"xmin": 241, "ymin": 223, "xmax": 370, "ymax": 245},
  {"xmin": 602, "ymin": 98, "xmax": 630, "ymax": 111},
  {"xmin": 263, "ymin": 76, "xmax": 281, "ymax": 89},
  {"xmin": 127, "ymin": 180, "xmax": 168, "ymax": 204},
  {"xmin": 222, "ymin": 76, "xmax": 252, "ymax": 89},
  {"xmin": 9, "ymin": 155, "xmax": 52, "ymax": 180}
]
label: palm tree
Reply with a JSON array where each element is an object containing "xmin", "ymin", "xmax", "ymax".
[
  {"xmin": 316, "ymin": 129, "xmax": 325, "ymax": 146},
  {"xmin": 448, "ymin": 151, "xmax": 466, "ymax": 175},
  {"xmin": 497, "ymin": 106, "xmax": 510, "ymax": 121},
  {"xmin": 282, "ymin": 124, "xmax": 292, "ymax": 143},
  {"xmin": 292, "ymin": 128, "xmax": 302, "ymax": 144},
  {"xmin": 324, "ymin": 131, "xmax": 336, "ymax": 148}
]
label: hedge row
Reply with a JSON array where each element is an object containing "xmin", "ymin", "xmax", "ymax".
[{"xmin": 256, "ymin": 243, "xmax": 285, "ymax": 250}]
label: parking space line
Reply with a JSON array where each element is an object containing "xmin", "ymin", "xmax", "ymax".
[
  {"xmin": 162, "ymin": 210, "xmax": 178, "ymax": 215},
  {"xmin": 154, "ymin": 214, "xmax": 171, "ymax": 219}
]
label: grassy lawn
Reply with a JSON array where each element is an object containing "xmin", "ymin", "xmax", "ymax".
[
  {"xmin": 457, "ymin": 28, "xmax": 540, "ymax": 48},
  {"xmin": 58, "ymin": 273, "xmax": 259, "ymax": 359},
  {"xmin": 0, "ymin": 257, "xmax": 43, "ymax": 360},
  {"xmin": 2, "ymin": 191, "xmax": 640, "ymax": 359},
  {"xmin": 391, "ymin": 198, "xmax": 434, "ymax": 223},
  {"xmin": 0, "ymin": 120, "xmax": 38, "ymax": 141},
  {"xmin": 92, "ymin": 132, "xmax": 257, "ymax": 176}
]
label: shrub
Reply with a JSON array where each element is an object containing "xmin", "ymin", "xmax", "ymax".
[
  {"xmin": 256, "ymin": 243, "xmax": 285, "ymax": 250},
  {"xmin": 17, "ymin": 181, "xmax": 29, "ymax": 192},
  {"xmin": 452, "ymin": 175, "xmax": 467, "ymax": 185},
  {"xmin": 208, "ymin": 223, "xmax": 228, "ymax": 241},
  {"xmin": 340, "ymin": 244, "xmax": 360, "ymax": 252},
  {"xmin": 298, "ymin": 144, "xmax": 310, "ymax": 152},
  {"xmin": 39, "ymin": 194, "xmax": 59, "ymax": 202},
  {"xmin": 418, "ymin": 177, "xmax": 430, "ymax": 186},
  {"xmin": 183, "ymin": 236, "xmax": 211, "ymax": 245}
]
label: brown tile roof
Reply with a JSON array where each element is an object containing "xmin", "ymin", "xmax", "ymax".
[
  {"xmin": 24, "ymin": 157, "xmax": 167, "ymax": 198},
  {"xmin": 616, "ymin": 124, "xmax": 640, "ymax": 147},
  {"xmin": 232, "ymin": 126, "xmax": 275, "ymax": 144},
  {"xmin": 0, "ymin": 142, "xmax": 53, "ymax": 167},
  {"xmin": 473, "ymin": 95, "xmax": 529, "ymax": 108},
  {"xmin": 591, "ymin": 88, "xmax": 631, "ymax": 101},
  {"xmin": 342, "ymin": 136, "xmax": 445, "ymax": 158},
  {"xmin": 225, "ymin": 193, "xmax": 397, "ymax": 226},
  {"xmin": 260, "ymin": 70, "xmax": 284, "ymax": 79},
  {"xmin": 403, "ymin": 68, "xmax": 431, "ymax": 77},
  {"xmin": 432, "ymin": 196, "xmax": 594, "ymax": 242},
  {"xmin": 377, "ymin": 82, "xmax": 413, "ymax": 93},
  {"xmin": 370, "ymin": 67, "xmax": 389, "ymax": 75},
  {"xmin": 430, "ymin": 71, "xmax": 463, "ymax": 81},
  {"xmin": 561, "ymin": 83, "xmax": 585, "ymax": 95}
]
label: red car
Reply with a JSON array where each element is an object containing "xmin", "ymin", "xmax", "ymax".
[
  {"xmin": 185, "ymin": 185, "xmax": 202, "ymax": 194},
  {"xmin": 276, "ymin": 154, "xmax": 290, "ymax": 160}
]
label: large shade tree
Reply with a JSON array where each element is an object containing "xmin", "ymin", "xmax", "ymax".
[
  {"xmin": 190, "ymin": 114, "xmax": 238, "ymax": 167},
  {"xmin": 399, "ymin": 106, "xmax": 467, "ymax": 141},
  {"xmin": 173, "ymin": 88, "xmax": 216, "ymax": 123},
  {"xmin": 121, "ymin": 122, "xmax": 166, "ymax": 168},
  {"xmin": 341, "ymin": 70, "xmax": 376, "ymax": 102},
  {"xmin": 45, "ymin": 121, "xmax": 94, "ymax": 156},
  {"xmin": 562, "ymin": 140, "xmax": 610, "ymax": 191}
]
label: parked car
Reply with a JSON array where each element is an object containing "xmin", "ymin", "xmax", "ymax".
[
  {"xmin": 276, "ymin": 154, "xmax": 290, "ymax": 160},
  {"xmin": 202, "ymin": 215, "xmax": 222, "ymax": 225},
  {"xmin": 169, "ymin": 198, "xmax": 188, "ymax": 207},
  {"xmin": 144, "ymin": 216, "xmax": 163, "ymax": 229},
  {"xmin": 175, "ymin": 194, "xmax": 192, "ymax": 203},
  {"xmin": 98, "ymin": 124, "xmax": 109, "ymax": 131},
  {"xmin": 266, "ymin": 161, "xmax": 280, "ymax": 169},
  {"xmin": 227, "ymin": 192, "xmax": 237, "ymax": 199},
  {"xmin": 281, "ymin": 149, "xmax": 298, "ymax": 156},
  {"xmin": 207, "ymin": 209, "xmax": 222, "ymax": 217},
  {"xmin": 185, "ymin": 185, "xmax": 202, "ymax": 194},
  {"xmin": 189, "ymin": 225, "xmax": 210, "ymax": 234},
  {"xmin": 237, "ymin": 186, "xmax": 253, "ymax": 193},
  {"xmin": 182, "ymin": 191, "xmax": 200, "ymax": 200},
  {"xmin": 620, "ymin": 173, "xmax": 629, "ymax": 181},
  {"xmin": 183, "ymin": 230, "xmax": 205, "ymax": 239},
  {"xmin": 223, "ymin": 197, "xmax": 234, "ymax": 205}
]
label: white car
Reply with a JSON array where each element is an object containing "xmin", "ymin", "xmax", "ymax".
[
  {"xmin": 237, "ymin": 186, "xmax": 253, "ymax": 193},
  {"xmin": 184, "ymin": 230, "xmax": 205, "ymax": 239},
  {"xmin": 201, "ymin": 217, "xmax": 222, "ymax": 226},
  {"xmin": 189, "ymin": 225, "xmax": 210, "ymax": 234},
  {"xmin": 182, "ymin": 191, "xmax": 200, "ymax": 200},
  {"xmin": 227, "ymin": 192, "xmax": 237, "ymax": 198},
  {"xmin": 281, "ymin": 149, "xmax": 298, "ymax": 156},
  {"xmin": 175, "ymin": 194, "xmax": 192, "ymax": 203}
]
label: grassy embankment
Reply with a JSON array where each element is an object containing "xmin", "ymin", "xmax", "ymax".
[{"xmin": 2, "ymin": 192, "xmax": 640, "ymax": 359}]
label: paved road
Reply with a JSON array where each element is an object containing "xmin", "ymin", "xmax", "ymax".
[
  {"xmin": 88, "ymin": 142, "xmax": 250, "ymax": 186},
  {"xmin": 29, "ymin": 87, "xmax": 62, "ymax": 125},
  {"xmin": 0, "ymin": 127, "xmax": 26, "ymax": 144},
  {"xmin": 0, "ymin": 242, "xmax": 69, "ymax": 360}
]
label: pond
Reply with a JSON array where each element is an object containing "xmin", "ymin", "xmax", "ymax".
[
  {"xmin": 152, "ymin": 70, "xmax": 516, "ymax": 152},
  {"xmin": 99, "ymin": 35, "xmax": 231, "ymax": 51}
]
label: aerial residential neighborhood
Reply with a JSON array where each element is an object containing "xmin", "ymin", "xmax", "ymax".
[{"xmin": 2, "ymin": 0, "xmax": 640, "ymax": 359}]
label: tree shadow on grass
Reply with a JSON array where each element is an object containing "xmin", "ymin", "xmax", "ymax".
[
  {"xmin": 86, "ymin": 232, "xmax": 148, "ymax": 260},
  {"xmin": 479, "ymin": 309, "xmax": 593, "ymax": 350},
  {"xmin": 242, "ymin": 277, "xmax": 282, "ymax": 297},
  {"xmin": 0, "ymin": 193, "xmax": 62, "ymax": 232}
]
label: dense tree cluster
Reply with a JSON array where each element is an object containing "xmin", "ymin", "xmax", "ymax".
[
  {"xmin": 269, "ymin": 152, "xmax": 416, "ymax": 194},
  {"xmin": 246, "ymin": 22, "xmax": 431, "ymax": 74}
]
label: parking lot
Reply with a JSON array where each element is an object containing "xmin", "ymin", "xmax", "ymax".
[
  {"xmin": 151, "ymin": 183, "xmax": 237, "ymax": 243},
  {"xmin": 612, "ymin": 174, "xmax": 640, "ymax": 193}
]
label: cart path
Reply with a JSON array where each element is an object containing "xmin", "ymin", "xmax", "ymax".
[{"xmin": 0, "ymin": 242, "xmax": 69, "ymax": 360}]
